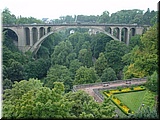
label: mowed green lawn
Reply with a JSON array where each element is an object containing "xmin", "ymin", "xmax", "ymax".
[{"xmin": 114, "ymin": 90, "xmax": 146, "ymax": 112}]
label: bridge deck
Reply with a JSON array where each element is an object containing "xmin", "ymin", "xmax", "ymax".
[{"xmin": 3, "ymin": 23, "xmax": 144, "ymax": 27}]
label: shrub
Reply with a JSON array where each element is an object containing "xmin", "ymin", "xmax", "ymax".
[
  {"xmin": 119, "ymin": 102, "xmax": 123, "ymax": 106},
  {"xmin": 130, "ymin": 87, "xmax": 134, "ymax": 90},
  {"xmin": 128, "ymin": 109, "xmax": 132, "ymax": 113},
  {"xmin": 117, "ymin": 86, "xmax": 122, "ymax": 91},
  {"xmin": 106, "ymin": 90, "xmax": 110, "ymax": 93},
  {"xmin": 113, "ymin": 96, "xmax": 116, "ymax": 99}
]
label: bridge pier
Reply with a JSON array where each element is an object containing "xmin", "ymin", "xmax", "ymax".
[
  {"xmin": 126, "ymin": 29, "xmax": 130, "ymax": 45},
  {"xmin": 29, "ymin": 28, "xmax": 33, "ymax": 46},
  {"xmin": 37, "ymin": 28, "xmax": 40, "ymax": 41},
  {"xmin": 118, "ymin": 28, "xmax": 122, "ymax": 41}
]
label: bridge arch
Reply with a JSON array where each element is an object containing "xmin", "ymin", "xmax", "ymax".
[
  {"xmin": 25, "ymin": 27, "xmax": 30, "ymax": 45},
  {"xmin": 3, "ymin": 28, "xmax": 18, "ymax": 47},
  {"xmin": 108, "ymin": 27, "xmax": 112, "ymax": 34},
  {"xmin": 130, "ymin": 28, "xmax": 136, "ymax": 39},
  {"xmin": 29, "ymin": 26, "xmax": 119, "ymax": 54},
  {"xmin": 39, "ymin": 27, "xmax": 45, "ymax": 38},
  {"xmin": 47, "ymin": 27, "xmax": 51, "ymax": 33},
  {"xmin": 113, "ymin": 27, "xmax": 120, "ymax": 39},
  {"xmin": 32, "ymin": 27, "xmax": 38, "ymax": 44},
  {"xmin": 121, "ymin": 27, "xmax": 129, "ymax": 44}
]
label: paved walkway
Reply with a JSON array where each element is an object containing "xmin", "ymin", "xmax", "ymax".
[{"xmin": 77, "ymin": 80, "xmax": 146, "ymax": 102}]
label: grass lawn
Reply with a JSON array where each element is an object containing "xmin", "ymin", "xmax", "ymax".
[{"xmin": 114, "ymin": 90, "xmax": 146, "ymax": 112}]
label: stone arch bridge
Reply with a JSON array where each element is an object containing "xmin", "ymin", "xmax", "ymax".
[{"xmin": 3, "ymin": 23, "xmax": 149, "ymax": 54}]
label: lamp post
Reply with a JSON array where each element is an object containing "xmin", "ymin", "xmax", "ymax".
[{"xmin": 140, "ymin": 103, "xmax": 144, "ymax": 110}]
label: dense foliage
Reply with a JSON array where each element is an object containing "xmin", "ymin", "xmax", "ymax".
[
  {"xmin": 123, "ymin": 24, "xmax": 158, "ymax": 79},
  {"xmin": 2, "ymin": 8, "xmax": 158, "ymax": 119},
  {"xmin": 128, "ymin": 106, "xmax": 158, "ymax": 119},
  {"xmin": 2, "ymin": 8, "xmax": 157, "ymax": 26},
  {"xmin": 3, "ymin": 79, "xmax": 116, "ymax": 119}
]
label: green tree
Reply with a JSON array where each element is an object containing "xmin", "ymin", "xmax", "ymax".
[
  {"xmin": 129, "ymin": 35, "xmax": 142, "ymax": 50},
  {"xmin": 3, "ymin": 79, "xmax": 13, "ymax": 90},
  {"xmin": 6, "ymin": 59, "xmax": 24, "ymax": 82},
  {"xmin": 44, "ymin": 64, "xmax": 72, "ymax": 92},
  {"xmin": 24, "ymin": 58, "xmax": 51, "ymax": 80},
  {"xmin": 64, "ymin": 90, "xmax": 116, "ymax": 118},
  {"xmin": 64, "ymin": 90, "xmax": 93, "ymax": 117},
  {"xmin": 16, "ymin": 16, "xmax": 43, "ymax": 24},
  {"xmin": 98, "ymin": 11, "xmax": 110, "ymax": 23},
  {"xmin": 150, "ymin": 11, "xmax": 158, "ymax": 25},
  {"xmin": 69, "ymin": 59, "xmax": 82, "ymax": 79},
  {"xmin": 2, "ymin": 8, "xmax": 17, "ymax": 24},
  {"xmin": 130, "ymin": 14, "xmax": 143, "ymax": 25},
  {"xmin": 109, "ymin": 9, "xmax": 144, "ymax": 24},
  {"xmin": 123, "ymin": 24, "xmax": 158, "ymax": 79},
  {"xmin": 128, "ymin": 106, "xmax": 158, "ymax": 119},
  {"xmin": 101, "ymin": 67, "xmax": 117, "ymax": 82},
  {"xmin": 78, "ymin": 48, "xmax": 93, "ymax": 67},
  {"xmin": 51, "ymin": 40, "xmax": 74, "ymax": 67},
  {"xmin": 143, "ymin": 8, "xmax": 151, "ymax": 25},
  {"xmin": 94, "ymin": 52, "xmax": 108, "ymax": 77},
  {"xmin": 146, "ymin": 71, "xmax": 158, "ymax": 93},
  {"xmin": 3, "ymin": 78, "xmax": 43, "ymax": 101},
  {"xmin": 91, "ymin": 33, "xmax": 112, "ymax": 58},
  {"xmin": 68, "ymin": 32, "xmax": 85, "ymax": 54},
  {"xmin": 105, "ymin": 40, "xmax": 129, "ymax": 79},
  {"xmin": 37, "ymin": 33, "xmax": 62, "ymax": 58},
  {"xmin": 3, "ymin": 80, "xmax": 74, "ymax": 119},
  {"xmin": 74, "ymin": 66, "xmax": 100, "ymax": 85}
]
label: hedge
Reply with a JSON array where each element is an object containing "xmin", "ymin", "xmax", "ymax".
[{"xmin": 103, "ymin": 86, "xmax": 146, "ymax": 115}]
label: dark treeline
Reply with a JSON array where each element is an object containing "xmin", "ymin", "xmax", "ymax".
[
  {"xmin": 2, "ymin": 8, "xmax": 158, "ymax": 119},
  {"xmin": 3, "ymin": 8, "xmax": 157, "ymax": 26}
]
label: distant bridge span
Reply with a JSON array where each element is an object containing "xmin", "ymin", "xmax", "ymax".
[{"xmin": 3, "ymin": 24, "xmax": 150, "ymax": 54}]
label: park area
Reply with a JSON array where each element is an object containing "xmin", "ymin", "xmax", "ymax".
[
  {"xmin": 74, "ymin": 78, "xmax": 156, "ymax": 117},
  {"xmin": 101, "ymin": 85, "xmax": 156, "ymax": 116}
]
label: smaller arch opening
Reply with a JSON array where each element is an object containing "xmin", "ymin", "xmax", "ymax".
[
  {"xmin": 113, "ymin": 27, "xmax": 120, "ymax": 39},
  {"xmin": 105, "ymin": 26, "xmax": 112, "ymax": 34},
  {"xmin": 40, "ymin": 27, "xmax": 45, "ymax": 38},
  {"xmin": 25, "ymin": 27, "xmax": 30, "ymax": 45},
  {"xmin": 47, "ymin": 27, "xmax": 51, "ymax": 33},
  {"xmin": 32, "ymin": 27, "xmax": 38, "ymax": 44},
  {"xmin": 121, "ymin": 28, "xmax": 128, "ymax": 44}
]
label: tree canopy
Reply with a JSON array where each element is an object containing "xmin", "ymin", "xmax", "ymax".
[{"xmin": 123, "ymin": 24, "xmax": 158, "ymax": 79}]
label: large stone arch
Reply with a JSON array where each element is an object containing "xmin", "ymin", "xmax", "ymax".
[
  {"xmin": 3, "ymin": 28, "xmax": 18, "ymax": 47},
  {"xmin": 29, "ymin": 26, "xmax": 120, "ymax": 54}
]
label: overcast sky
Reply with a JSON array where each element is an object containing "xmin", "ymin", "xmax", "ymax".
[{"xmin": 0, "ymin": 0, "xmax": 159, "ymax": 19}]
